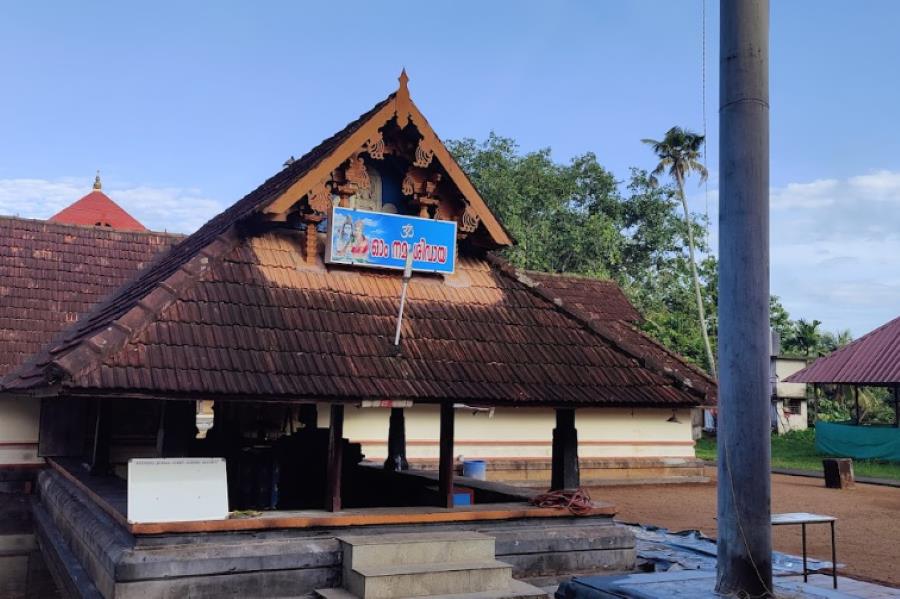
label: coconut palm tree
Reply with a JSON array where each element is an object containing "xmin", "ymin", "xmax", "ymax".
[
  {"xmin": 793, "ymin": 318, "xmax": 823, "ymax": 357},
  {"xmin": 643, "ymin": 127, "xmax": 715, "ymax": 375}
]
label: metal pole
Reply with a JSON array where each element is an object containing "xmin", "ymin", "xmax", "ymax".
[
  {"xmin": 717, "ymin": 0, "xmax": 773, "ymax": 596},
  {"xmin": 393, "ymin": 251, "xmax": 415, "ymax": 346}
]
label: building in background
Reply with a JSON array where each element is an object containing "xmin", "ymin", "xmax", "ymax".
[
  {"xmin": 771, "ymin": 356, "xmax": 809, "ymax": 434},
  {"xmin": 0, "ymin": 177, "xmax": 181, "ymax": 488}
]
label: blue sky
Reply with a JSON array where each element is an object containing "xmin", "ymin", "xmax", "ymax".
[{"xmin": 2, "ymin": 1, "xmax": 899, "ymax": 337}]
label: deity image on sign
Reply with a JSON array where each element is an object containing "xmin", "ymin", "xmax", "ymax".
[
  {"xmin": 333, "ymin": 215, "xmax": 354, "ymax": 259},
  {"xmin": 350, "ymin": 220, "xmax": 369, "ymax": 262}
]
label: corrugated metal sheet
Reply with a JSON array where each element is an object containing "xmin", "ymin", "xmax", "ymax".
[{"xmin": 785, "ymin": 316, "xmax": 900, "ymax": 384}]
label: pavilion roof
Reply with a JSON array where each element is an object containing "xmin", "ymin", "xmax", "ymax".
[
  {"xmin": 49, "ymin": 189, "xmax": 147, "ymax": 231},
  {"xmin": 2, "ymin": 229, "xmax": 712, "ymax": 406},
  {"xmin": 1, "ymin": 76, "xmax": 714, "ymax": 407},
  {"xmin": 0, "ymin": 216, "xmax": 181, "ymax": 376},
  {"xmin": 785, "ymin": 316, "xmax": 900, "ymax": 385}
]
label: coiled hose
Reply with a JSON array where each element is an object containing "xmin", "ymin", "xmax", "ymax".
[{"xmin": 529, "ymin": 488, "xmax": 594, "ymax": 515}]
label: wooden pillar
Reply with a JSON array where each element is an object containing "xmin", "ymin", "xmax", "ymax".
[
  {"xmin": 156, "ymin": 400, "xmax": 197, "ymax": 457},
  {"xmin": 89, "ymin": 399, "xmax": 111, "ymax": 475},
  {"xmin": 854, "ymin": 386, "xmax": 861, "ymax": 425},
  {"xmin": 325, "ymin": 404, "xmax": 344, "ymax": 512},
  {"xmin": 551, "ymin": 408, "xmax": 579, "ymax": 490},
  {"xmin": 298, "ymin": 403, "xmax": 318, "ymax": 430},
  {"xmin": 438, "ymin": 402, "xmax": 455, "ymax": 508},
  {"xmin": 384, "ymin": 407, "xmax": 409, "ymax": 471}
]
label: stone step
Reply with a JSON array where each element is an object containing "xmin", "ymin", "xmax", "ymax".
[
  {"xmin": 339, "ymin": 532, "xmax": 496, "ymax": 569},
  {"xmin": 344, "ymin": 559, "xmax": 513, "ymax": 599},
  {"xmin": 315, "ymin": 579, "xmax": 550, "ymax": 599}
]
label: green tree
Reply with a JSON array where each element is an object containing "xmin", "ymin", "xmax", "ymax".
[
  {"xmin": 642, "ymin": 127, "xmax": 715, "ymax": 375},
  {"xmin": 448, "ymin": 134, "xmax": 625, "ymax": 277},
  {"xmin": 448, "ymin": 134, "xmax": 716, "ymax": 368},
  {"xmin": 792, "ymin": 319, "xmax": 823, "ymax": 357}
]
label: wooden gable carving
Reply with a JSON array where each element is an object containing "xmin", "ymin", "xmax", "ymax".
[{"xmin": 262, "ymin": 71, "xmax": 513, "ymax": 250}]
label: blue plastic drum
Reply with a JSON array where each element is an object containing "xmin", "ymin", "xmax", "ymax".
[{"xmin": 462, "ymin": 459, "xmax": 487, "ymax": 480}]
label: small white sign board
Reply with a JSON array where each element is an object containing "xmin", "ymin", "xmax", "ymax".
[{"xmin": 127, "ymin": 458, "xmax": 228, "ymax": 523}]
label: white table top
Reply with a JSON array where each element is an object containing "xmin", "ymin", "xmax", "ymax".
[{"xmin": 771, "ymin": 512, "xmax": 836, "ymax": 525}]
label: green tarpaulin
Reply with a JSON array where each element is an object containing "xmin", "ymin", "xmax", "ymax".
[{"xmin": 815, "ymin": 421, "xmax": 900, "ymax": 462}]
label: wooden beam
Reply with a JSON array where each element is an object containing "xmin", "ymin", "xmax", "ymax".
[
  {"xmin": 551, "ymin": 408, "xmax": 579, "ymax": 490},
  {"xmin": 438, "ymin": 402, "xmax": 455, "ymax": 508},
  {"xmin": 325, "ymin": 404, "xmax": 344, "ymax": 512},
  {"xmin": 384, "ymin": 407, "xmax": 409, "ymax": 471},
  {"xmin": 89, "ymin": 399, "xmax": 111, "ymax": 475}
]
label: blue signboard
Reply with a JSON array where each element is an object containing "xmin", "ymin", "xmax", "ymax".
[{"xmin": 325, "ymin": 206, "xmax": 457, "ymax": 274}]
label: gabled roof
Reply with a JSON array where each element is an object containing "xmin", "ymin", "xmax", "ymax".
[
  {"xmin": 4, "ymin": 75, "xmax": 513, "ymax": 390},
  {"xmin": 49, "ymin": 189, "xmax": 147, "ymax": 231},
  {"xmin": 786, "ymin": 316, "xmax": 900, "ymax": 385},
  {"xmin": 3, "ymin": 229, "xmax": 708, "ymax": 407},
  {"xmin": 0, "ymin": 216, "xmax": 181, "ymax": 376},
  {"xmin": 1, "ymin": 74, "xmax": 713, "ymax": 407}
]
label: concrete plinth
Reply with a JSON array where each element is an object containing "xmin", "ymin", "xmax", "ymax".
[{"xmin": 35, "ymin": 469, "xmax": 636, "ymax": 598}]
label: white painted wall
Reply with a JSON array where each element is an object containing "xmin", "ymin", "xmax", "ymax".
[
  {"xmin": 775, "ymin": 357, "xmax": 809, "ymax": 399},
  {"xmin": 0, "ymin": 398, "xmax": 42, "ymax": 465},
  {"xmin": 325, "ymin": 405, "xmax": 696, "ymax": 461}
]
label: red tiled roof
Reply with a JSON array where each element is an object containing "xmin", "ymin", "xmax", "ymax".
[
  {"xmin": 495, "ymin": 260, "xmax": 716, "ymax": 404},
  {"xmin": 524, "ymin": 271, "xmax": 642, "ymax": 322},
  {"xmin": 0, "ymin": 216, "xmax": 181, "ymax": 376},
  {"xmin": 785, "ymin": 316, "xmax": 900, "ymax": 385},
  {"xmin": 48, "ymin": 190, "xmax": 147, "ymax": 231},
  {"xmin": 3, "ymin": 230, "xmax": 706, "ymax": 407},
  {"xmin": 1, "ymin": 87, "xmax": 713, "ymax": 407}
]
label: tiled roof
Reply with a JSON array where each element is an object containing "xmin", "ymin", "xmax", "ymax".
[
  {"xmin": 49, "ymin": 190, "xmax": 147, "ymax": 231},
  {"xmin": 3, "ymin": 93, "xmax": 395, "ymax": 388},
  {"xmin": 495, "ymin": 261, "xmax": 715, "ymax": 404},
  {"xmin": 0, "ymin": 216, "xmax": 181, "ymax": 376},
  {"xmin": 1, "ymin": 85, "xmax": 713, "ymax": 407},
  {"xmin": 523, "ymin": 272, "xmax": 642, "ymax": 322},
  {"xmin": 785, "ymin": 316, "xmax": 900, "ymax": 384},
  {"xmin": 5, "ymin": 230, "xmax": 706, "ymax": 407}
]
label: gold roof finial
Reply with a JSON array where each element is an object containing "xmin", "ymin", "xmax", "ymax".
[{"xmin": 93, "ymin": 170, "xmax": 102, "ymax": 190}]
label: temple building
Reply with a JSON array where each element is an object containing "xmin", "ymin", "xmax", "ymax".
[
  {"xmin": 0, "ymin": 178, "xmax": 180, "ymax": 483},
  {"xmin": 1, "ymin": 73, "xmax": 715, "ymax": 598}
]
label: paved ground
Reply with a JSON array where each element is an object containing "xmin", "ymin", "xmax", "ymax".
[{"xmin": 593, "ymin": 472, "xmax": 900, "ymax": 588}]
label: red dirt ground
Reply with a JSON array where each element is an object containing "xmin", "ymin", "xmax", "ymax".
[{"xmin": 591, "ymin": 472, "xmax": 900, "ymax": 587}]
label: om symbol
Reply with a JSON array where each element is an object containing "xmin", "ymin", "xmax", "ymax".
[{"xmin": 401, "ymin": 224, "xmax": 414, "ymax": 239}]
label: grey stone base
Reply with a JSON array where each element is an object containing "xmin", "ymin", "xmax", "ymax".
[{"xmin": 35, "ymin": 470, "xmax": 635, "ymax": 598}]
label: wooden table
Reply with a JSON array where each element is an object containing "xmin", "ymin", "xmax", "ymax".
[{"xmin": 771, "ymin": 512, "xmax": 837, "ymax": 589}]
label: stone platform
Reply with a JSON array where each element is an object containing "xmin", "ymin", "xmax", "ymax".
[{"xmin": 35, "ymin": 469, "xmax": 635, "ymax": 598}]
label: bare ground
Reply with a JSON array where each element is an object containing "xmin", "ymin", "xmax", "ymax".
[{"xmin": 591, "ymin": 472, "xmax": 900, "ymax": 587}]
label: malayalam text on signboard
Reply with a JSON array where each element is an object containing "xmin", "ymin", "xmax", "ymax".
[{"xmin": 325, "ymin": 207, "xmax": 456, "ymax": 274}]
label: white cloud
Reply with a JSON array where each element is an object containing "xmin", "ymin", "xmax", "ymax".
[
  {"xmin": 703, "ymin": 169, "xmax": 900, "ymax": 336},
  {"xmin": 0, "ymin": 177, "xmax": 225, "ymax": 234},
  {"xmin": 769, "ymin": 170, "xmax": 900, "ymax": 335},
  {"xmin": 770, "ymin": 178, "xmax": 839, "ymax": 209}
]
